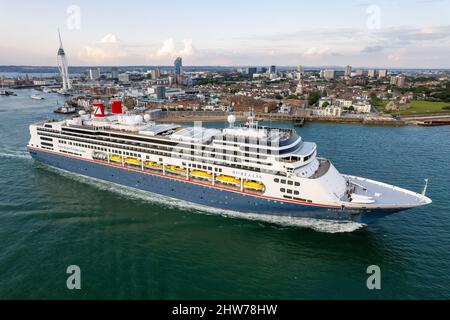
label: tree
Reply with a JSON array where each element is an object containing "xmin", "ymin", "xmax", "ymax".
[{"xmin": 308, "ymin": 91, "xmax": 320, "ymax": 106}]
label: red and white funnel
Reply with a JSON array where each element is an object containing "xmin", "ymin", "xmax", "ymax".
[{"xmin": 93, "ymin": 102, "xmax": 105, "ymax": 117}]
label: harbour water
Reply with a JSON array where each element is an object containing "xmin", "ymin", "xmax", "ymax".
[{"xmin": 0, "ymin": 89, "xmax": 449, "ymax": 299}]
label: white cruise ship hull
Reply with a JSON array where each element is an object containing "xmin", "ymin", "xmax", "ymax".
[{"xmin": 28, "ymin": 146, "xmax": 426, "ymax": 224}]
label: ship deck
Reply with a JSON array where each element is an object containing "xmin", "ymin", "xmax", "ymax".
[{"xmin": 342, "ymin": 175, "xmax": 431, "ymax": 209}]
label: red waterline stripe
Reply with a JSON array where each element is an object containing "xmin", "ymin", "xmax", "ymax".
[{"xmin": 28, "ymin": 146, "xmax": 341, "ymax": 209}]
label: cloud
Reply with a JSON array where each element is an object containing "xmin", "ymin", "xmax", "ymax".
[
  {"xmin": 156, "ymin": 38, "xmax": 196, "ymax": 57},
  {"xmin": 99, "ymin": 33, "xmax": 121, "ymax": 44},
  {"xmin": 303, "ymin": 47, "xmax": 331, "ymax": 56},
  {"xmin": 78, "ymin": 34, "xmax": 126, "ymax": 64}
]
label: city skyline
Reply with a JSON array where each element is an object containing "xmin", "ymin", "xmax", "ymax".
[{"xmin": 1, "ymin": 0, "xmax": 449, "ymax": 68}]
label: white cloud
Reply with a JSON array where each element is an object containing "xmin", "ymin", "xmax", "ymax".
[
  {"xmin": 99, "ymin": 33, "xmax": 121, "ymax": 44},
  {"xmin": 303, "ymin": 47, "xmax": 331, "ymax": 56},
  {"xmin": 156, "ymin": 38, "xmax": 196, "ymax": 57}
]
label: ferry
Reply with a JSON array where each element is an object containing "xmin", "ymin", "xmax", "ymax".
[{"xmin": 27, "ymin": 101, "xmax": 432, "ymax": 224}]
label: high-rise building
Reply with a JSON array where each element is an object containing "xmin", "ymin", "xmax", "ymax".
[
  {"xmin": 269, "ymin": 65, "xmax": 277, "ymax": 74},
  {"xmin": 174, "ymin": 57, "xmax": 183, "ymax": 76},
  {"xmin": 155, "ymin": 85, "xmax": 166, "ymax": 100},
  {"xmin": 355, "ymin": 69, "xmax": 364, "ymax": 77},
  {"xmin": 247, "ymin": 67, "xmax": 257, "ymax": 79},
  {"xmin": 378, "ymin": 69, "xmax": 388, "ymax": 78},
  {"xmin": 151, "ymin": 68, "xmax": 161, "ymax": 80},
  {"xmin": 260, "ymin": 67, "xmax": 267, "ymax": 74},
  {"xmin": 368, "ymin": 69, "xmax": 376, "ymax": 78},
  {"xmin": 89, "ymin": 68, "xmax": 101, "ymax": 80},
  {"xmin": 111, "ymin": 67, "xmax": 119, "ymax": 79},
  {"xmin": 57, "ymin": 30, "xmax": 72, "ymax": 91},
  {"xmin": 390, "ymin": 75, "xmax": 406, "ymax": 87},
  {"xmin": 344, "ymin": 65, "xmax": 352, "ymax": 79}
]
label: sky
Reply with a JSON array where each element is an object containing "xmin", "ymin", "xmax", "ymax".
[{"xmin": 0, "ymin": 0, "xmax": 449, "ymax": 68}]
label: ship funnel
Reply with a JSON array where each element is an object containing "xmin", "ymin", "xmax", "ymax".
[
  {"xmin": 93, "ymin": 102, "xmax": 105, "ymax": 117},
  {"xmin": 111, "ymin": 100, "xmax": 123, "ymax": 114}
]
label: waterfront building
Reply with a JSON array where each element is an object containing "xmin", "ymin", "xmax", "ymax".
[{"xmin": 368, "ymin": 69, "xmax": 376, "ymax": 78}]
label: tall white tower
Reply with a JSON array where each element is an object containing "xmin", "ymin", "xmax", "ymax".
[{"xmin": 57, "ymin": 30, "xmax": 72, "ymax": 91}]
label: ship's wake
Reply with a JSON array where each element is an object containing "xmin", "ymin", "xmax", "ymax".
[
  {"xmin": 0, "ymin": 147, "xmax": 32, "ymax": 160},
  {"xmin": 42, "ymin": 165, "xmax": 366, "ymax": 234}
]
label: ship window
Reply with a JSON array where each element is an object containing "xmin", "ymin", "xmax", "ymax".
[
  {"xmin": 294, "ymin": 191, "xmax": 299, "ymax": 195},
  {"xmin": 287, "ymin": 189, "xmax": 292, "ymax": 194},
  {"xmin": 288, "ymin": 181, "xmax": 293, "ymax": 185},
  {"xmin": 274, "ymin": 178, "xmax": 279, "ymax": 183},
  {"xmin": 295, "ymin": 182, "xmax": 300, "ymax": 186},
  {"xmin": 281, "ymin": 179, "xmax": 286, "ymax": 184},
  {"xmin": 280, "ymin": 188, "xmax": 286, "ymax": 192}
]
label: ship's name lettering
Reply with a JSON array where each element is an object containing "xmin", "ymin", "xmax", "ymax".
[{"xmin": 232, "ymin": 170, "xmax": 262, "ymax": 180}]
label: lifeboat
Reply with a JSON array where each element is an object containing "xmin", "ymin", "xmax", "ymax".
[
  {"xmin": 168, "ymin": 165, "xmax": 186, "ymax": 172},
  {"xmin": 190, "ymin": 170, "xmax": 212, "ymax": 179},
  {"xmin": 243, "ymin": 181, "xmax": 265, "ymax": 191},
  {"xmin": 109, "ymin": 155, "xmax": 122, "ymax": 162},
  {"xmin": 216, "ymin": 175, "xmax": 241, "ymax": 186},
  {"xmin": 125, "ymin": 157, "xmax": 141, "ymax": 165},
  {"xmin": 144, "ymin": 161, "xmax": 163, "ymax": 169}
]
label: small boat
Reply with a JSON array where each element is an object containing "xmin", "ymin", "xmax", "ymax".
[
  {"xmin": 0, "ymin": 90, "xmax": 16, "ymax": 96},
  {"xmin": 243, "ymin": 181, "xmax": 264, "ymax": 191},
  {"xmin": 124, "ymin": 157, "xmax": 141, "ymax": 165},
  {"xmin": 190, "ymin": 170, "xmax": 212, "ymax": 179},
  {"xmin": 31, "ymin": 94, "xmax": 44, "ymax": 100},
  {"xmin": 109, "ymin": 155, "xmax": 122, "ymax": 162},
  {"xmin": 54, "ymin": 104, "xmax": 77, "ymax": 114},
  {"xmin": 167, "ymin": 165, "xmax": 186, "ymax": 173},
  {"xmin": 216, "ymin": 175, "xmax": 241, "ymax": 185}
]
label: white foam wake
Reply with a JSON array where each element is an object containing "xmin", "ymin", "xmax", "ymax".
[
  {"xmin": 42, "ymin": 165, "xmax": 366, "ymax": 233},
  {"xmin": 0, "ymin": 147, "xmax": 32, "ymax": 160}
]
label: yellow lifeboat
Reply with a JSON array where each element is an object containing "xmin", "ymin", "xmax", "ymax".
[
  {"xmin": 244, "ymin": 181, "xmax": 265, "ymax": 191},
  {"xmin": 190, "ymin": 170, "xmax": 212, "ymax": 179},
  {"xmin": 125, "ymin": 157, "xmax": 141, "ymax": 165},
  {"xmin": 109, "ymin": 155, "xmax": 122, "ymax": 162},
  {"xmin": 216, "ymin": 175, "xmax": 241, "ymax": 185},
  {"xmin": 168, "ymin": 165, "xmax": 186, "ymax": 172}
]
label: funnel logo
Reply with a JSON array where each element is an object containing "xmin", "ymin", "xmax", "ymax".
[{"xmin": 93, "ymin": 103, "xmax": 105, "ymax": 117}]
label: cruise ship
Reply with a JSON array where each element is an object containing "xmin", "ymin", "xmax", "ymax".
[{"xmin": 27, "ymin": 101, "xmax": 431, "ymax": 224}]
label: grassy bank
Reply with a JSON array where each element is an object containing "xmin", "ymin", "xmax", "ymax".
[{"xmin": 380, "ymin": 100, "xmax": 450, "ymax": 115}]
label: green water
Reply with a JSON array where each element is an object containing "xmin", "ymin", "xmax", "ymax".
[{"xmin": 0, "ymin": 89, "xmax": 449, "ymax": 299}]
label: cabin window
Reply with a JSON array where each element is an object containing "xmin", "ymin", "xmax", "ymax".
[
  {"xmin": 288, "ymin": 181, "xmax": 293, "ymax": 185},
  {"xmin": 295, "ymin": 182, "xmax": 300, "ymax": 186},
  {"xmin": 294, "ymin": 191, "xmax": 299, "ymax": 195},
  {"xmin": 274, "ymin": 178, "xmax": 279, "ymax": 183},
  {"xmin": 280, "ymin": 188, "xmax": 285, "ymax": 193},
  {"xmin": 281, "ymin": 179, "xmax": 286, "ymax": 184},
  {"xmin": 287, "ymin": 189, "xmax": 292, "ymax": 194}
]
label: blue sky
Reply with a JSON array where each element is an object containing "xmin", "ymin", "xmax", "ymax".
[{"xmin": 0, "ymin": 0, "xmax": 449, "ymax": 67}]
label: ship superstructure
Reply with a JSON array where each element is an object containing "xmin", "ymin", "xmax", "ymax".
[{"xmin": 27, "ymin": 102, "xmax": 431, "ymax": 223}]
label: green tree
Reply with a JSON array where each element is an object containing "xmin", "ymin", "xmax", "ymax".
[{"xmin": 308, "ymin": 91, "xmax": 320, "ymax": 106}]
